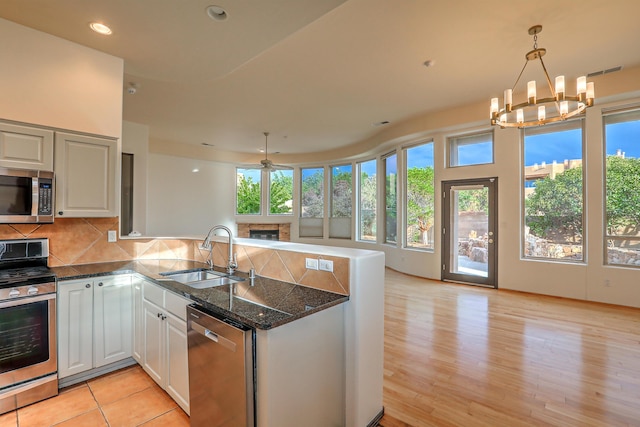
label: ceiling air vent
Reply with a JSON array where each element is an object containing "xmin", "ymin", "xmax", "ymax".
[{"xmin": 587, "ymin": 66, "xmax": 623, "ymax": 78}]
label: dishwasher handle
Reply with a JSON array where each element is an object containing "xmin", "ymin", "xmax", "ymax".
[{"xmin": 190, "ymin": 320, "xmax": 237, "ymax": 352}]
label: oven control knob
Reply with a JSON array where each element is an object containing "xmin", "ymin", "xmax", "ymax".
[
  {"xmin": 27, "ymin": 286, "xmax": 39, "ymax": 295},
  {"xmin": 9, "ymin": 289, "xmax": 21, "ymax": 298}
]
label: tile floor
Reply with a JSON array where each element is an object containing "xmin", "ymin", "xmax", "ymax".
[{"xmin": 0, "ymin": 365, "xmax": 189, "ymax": 427}]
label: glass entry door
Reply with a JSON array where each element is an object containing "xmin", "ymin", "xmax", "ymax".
[{"xmin": 442, "ymin": 178, "xmax": 497, "ymax": 288}]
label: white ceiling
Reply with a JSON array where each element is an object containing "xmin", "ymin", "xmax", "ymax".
[{"xmin": 1, "ymin": 0, "xmax": 640, "ymax": 157}]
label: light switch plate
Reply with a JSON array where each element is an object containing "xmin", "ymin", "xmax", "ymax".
[
  {"xmin": 319, "ymin": 259, "xmax": 333, "ymax": 272},
  {"xmin": 305, "ymin": 258, "xmax": 318, "ymax": 270},
  {"xmin": 107, "ymin": 230, "xmax": 117, "ymax": 242}
]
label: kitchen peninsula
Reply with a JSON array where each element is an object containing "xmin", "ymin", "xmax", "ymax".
[{"xmin": 53, "ymin": 237, "xmax": 385, "ymax": 427}]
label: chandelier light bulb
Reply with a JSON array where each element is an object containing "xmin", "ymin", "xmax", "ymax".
[
  {"xmin": 527, "ymin": 81, "xmax": 537, "ymax": 102},
  {"xmin": 587, "ymin": 82, "xmax": 595, "ymax": 100},
  {"xmin": 538, "ymin": 106, "xmax": 546, "ymax": 121},
  {"xmin": 560, "ymin": 101, "xmax": 569, "ymax": 116},
  {"xmin": 517, "ymin": 109, "xmax": 524, "ymax": 123},
  {"xmin": 577, "ymin": 76, "xmax": 587, "ymax": 94},
  {"xmin": 490, "ymin": 98, "xmax": 499, "ymax": 116},
  {"xmin": 555, "ymin": 76, "xmax": 565, "ymax": 99}
]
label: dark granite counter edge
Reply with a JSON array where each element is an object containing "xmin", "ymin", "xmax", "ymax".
[{"xmin": 51, "ymin": 260, "xmax": 349, "ymax": 330}]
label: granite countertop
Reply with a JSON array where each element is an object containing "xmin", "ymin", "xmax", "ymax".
[{"xmin": 51, "ymin": 259, "xmax": 349, "ymax": 330}]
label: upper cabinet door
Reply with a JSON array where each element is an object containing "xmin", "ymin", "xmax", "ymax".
[
  {"xmin": 55, "ymin": 132, "xmax": 117, "ymax": 217},
  {"xmin": 0, "ymin": 122, "xmax": 54, "ymax": 171}
]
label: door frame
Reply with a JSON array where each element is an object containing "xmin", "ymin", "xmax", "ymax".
[{"xmin": 441, "ymin": 177, "xmax": 498, "ymax": 288}]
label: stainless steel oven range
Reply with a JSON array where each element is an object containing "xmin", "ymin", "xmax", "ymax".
[{"xmin": 0, "ymin": 238, "xmax": 57, "ymax": 415}]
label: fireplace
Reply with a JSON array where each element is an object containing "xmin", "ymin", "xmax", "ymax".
[
  {"xmin": 249, "ymin": 229, "xmax": 279, "ymax": 240},
  {"xmin": 237, "ymin": 223, "xmax": 290, "ymax": 241}
]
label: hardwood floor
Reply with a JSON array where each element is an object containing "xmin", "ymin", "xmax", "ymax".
[
  {"xmin": 378, "ymin": 268, "xmax": 640, "ymax": 427},
  {"xmin": 2, "ymin": 268, "xmax": 639, "ymax": 426}
]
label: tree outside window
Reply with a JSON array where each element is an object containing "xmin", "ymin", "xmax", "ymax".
[
  {"xmin": 358, "ymin": 159, "xmax": 377, "ymax": 242},
  {"xmin": 384, "ymin": 153, "xmax": 397, "ymax": 244},
  {"xmin": 523, "ymin": 121, "xmax": 584, "ymax": 260},
  {"xmin": 236, "ymin": 168, "xmax": 261, "ymax": 215},
  {"xmin": 604, "ymin": 109, "xmax": 640, "ymax": 266},
  {"xmin": 330, "ymin": 164, "xmax": 352, "ymax": 239},
  {"xmin": 269, "ymin": 170, "xmax": 293, "ymax": 215},
  {"xmin": 405, "ymin": 142, "xmax": 434, "ymax": 249}
]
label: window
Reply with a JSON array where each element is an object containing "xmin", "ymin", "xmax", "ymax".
[
  {"xmin": 449, "ymin": 131, "xmax": 493, "ymax": 167},
  {"xmin": 299, "ymin": 167, "xmax": 324, "ymax": 237},
  {"xmin": 236, "ymin": 168, "xmax": 261, "ymax": 215},
  {"xmin": 329, "ymin": 164, "xmax": 352, "ymax": 238},
  {"xmin": 523, "ymin": 121, "xmax": 584, "ymax": 261},
  {"xmin": 383, "ymin": 153, "xmax": 398, "ymax": 244},
  {"xmin": 405, "ymin": 142, "xmax": 435, "ymax": 249},
  {"xmin": 357, "ymin": 159, "xmax": 377, "ymax": 242},
  {"xmin": 604, "ymin": 108, "xmax": 640, "ymax": 267},
  {"xmin": 269, "ymin": 169, "xmax": 293, "ymax": 215}
]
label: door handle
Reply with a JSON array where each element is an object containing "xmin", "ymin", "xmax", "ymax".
[{"xmin": 190, "ymin": 320, "xmax": 237, "ymax": 352}]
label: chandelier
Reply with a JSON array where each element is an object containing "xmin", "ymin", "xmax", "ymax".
[{"xmin": 490, "ymin": 25, "xmax": 594, "ymax": 128}]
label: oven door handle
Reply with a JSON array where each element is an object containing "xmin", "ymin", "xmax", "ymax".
[{"xmin": 0, "ymin": 291, "xmax": 55, "ymax": 309}]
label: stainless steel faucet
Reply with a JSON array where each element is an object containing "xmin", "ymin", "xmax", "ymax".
[{"xmin": 202, "ymin": 225, "xmax": 237, "ymax": 274}]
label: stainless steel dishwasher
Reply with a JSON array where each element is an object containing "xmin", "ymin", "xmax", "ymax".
[{"xmin": 187, "ymin": 304, "xmax": 255, "ymax": 427}]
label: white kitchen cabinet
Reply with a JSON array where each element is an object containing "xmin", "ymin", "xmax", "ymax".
[
  {"xmin": 0, "ymin": 122, "xmax": 54, "ymax": 170},
  {"xmin": 132, "ymin": 277, "xmax": 144, "ymax": 363},
  {"xmin": 54, "ymin": 132, "xmax": 117, "ymax": 217},
  {"xmin": 139, "ymin": 280, "xmax": 190, "ymax": 414},
  {"xmin": 57, "ymin": 279, "xmax": 93, "ymax": 377},
  {"xmin": 58, "ymin": 275, "xmax": 132, "ymax": 378}
]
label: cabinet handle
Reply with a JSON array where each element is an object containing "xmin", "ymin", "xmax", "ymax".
[
  {"xmin": 157, "ymin": 312, "xmax": 161, "ymax": 318},
  {"xmin": 58, "ymin": 211, "xmax": 64, "ymax": 215},
  {"xmin": 98, "ymin": 282, "xmax": 103, "ymax": 287},
  {"xmin": 85, "ymin": 284, "xmax": 91, "ymax": 288},
  {"xmin": 161, "ymin": 314, "xmax": 167, "ymax": 320}
]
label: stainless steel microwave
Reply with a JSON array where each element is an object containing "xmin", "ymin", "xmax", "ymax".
[{"xmin": 0, "ymin": 168, "xmax": 54, "ymax": 223}]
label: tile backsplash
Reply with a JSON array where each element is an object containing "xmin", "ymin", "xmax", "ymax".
[{"xmin": 0, "ymin": 218, "xmax": 349, "ymax": 295}]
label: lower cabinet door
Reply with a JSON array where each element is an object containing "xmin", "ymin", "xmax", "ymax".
[
  {"xmin": 166, "ymin": 313, "xmax": 190, "ymax": 414},
  {"xmin": 58, "ymin": 280, "xmax": 93, "ymax": 378},
  {"xmin": 142, "ymin": 299, "xmax": 165, "ymax": 386},
  {"xmin": 94, "ymin": 276, "xmax": 133, "ymax": 368}
]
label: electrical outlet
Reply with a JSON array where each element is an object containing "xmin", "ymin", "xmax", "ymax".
[
  {"xmin": 305, "ymin": 258, "xmax": 318, "ymax": 270},
  {"xmin": 319, "ymin": 259, "xmax": 333, "ymax": 272},
  {"xmin": 107, "ymin": 230, "xmax": 117, "ymax": 243}
]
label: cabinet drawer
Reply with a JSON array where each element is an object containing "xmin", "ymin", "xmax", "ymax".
[
  {"xmin": 165, "ymin": 291, "xmax": 190, "ymax": 321},
  {"xmin": 143, "ymin": 281, "xmax": 164, "ymax": 307}
]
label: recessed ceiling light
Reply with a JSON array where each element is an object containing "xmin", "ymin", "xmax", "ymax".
[
  {"xmin": 206, "ymin": 5, "xmax": 228, "ymax": 21},
  {"xmin": 423, "ymin": 59, "xmax": 435, "ymax": 68},
  {"xmin": 89, "ymin": 22, "xmax": 112, "ymax": 35},
  {"xmin": 192, "ymin": 168, "xmax": 200, "ymax": 173}
]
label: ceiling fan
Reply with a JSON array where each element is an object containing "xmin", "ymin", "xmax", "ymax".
[{"xmin": 250, "ymin": 132, "xmax": 292, "ymax": 171}]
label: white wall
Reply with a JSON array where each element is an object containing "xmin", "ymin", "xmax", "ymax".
[
  {"xmin": 146, "ymin": 153, "xmax": 236, "ymax": 237},
  {"xmin": 0, "ymin": 18, "xmax": 123, "ymax": 138}
]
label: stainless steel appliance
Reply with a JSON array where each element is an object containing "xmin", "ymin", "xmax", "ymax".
[
  {"xmin": 187, "ymin": 304, "xmax": 255, "ymax": 427},
  {"xmin": 0, "ymin": 168, "xmax": 54, "ymax": 224},
  {"xmin": 0, "ymin": 238, "xmax": 57, "ymax": 414}
]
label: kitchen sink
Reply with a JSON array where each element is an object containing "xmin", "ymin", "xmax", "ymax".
[{"xmin": 159, "ymin": 269, "xmax": 244, "ymax": 289}]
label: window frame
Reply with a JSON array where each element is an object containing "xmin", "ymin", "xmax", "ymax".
[
  {"xmin": 521, "ymin": 119, "xmax": 586, "ymax": 263},
  {"xmin": 382, "ymin": 151, "xmax": 398, "ymax": 245},
  {"xmin": 447, "ymin": 130, "xmax": 495, "ymax": 168},
  {"xmin": 329, "ymin": 163, "xmax": 353, "ymax": 239},
  {"xmin": 356, "ymin": 158, "xmax": 378, "ymax": 243},
  {"xmin": 235, "ymin": 167, "xmax": 262, "ymax": 216},
  {"xmin": 267, "ymin": 168, "xmax": 294, "ymax": 216},
  {"xmin": 403, "ymin": 140, "xmax": 435, "ymax": 251},
  {"xmin": 602, "ymin": 106, "xmax": 640, "ymax": 268}
]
